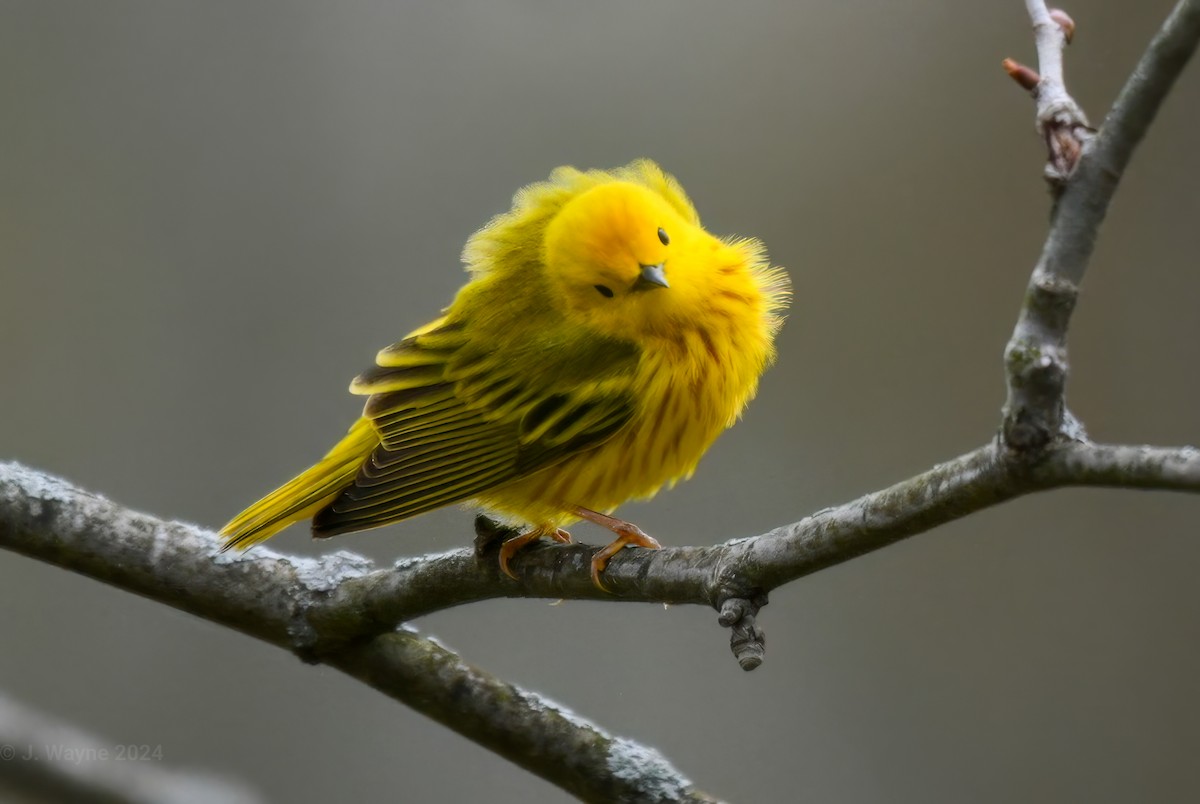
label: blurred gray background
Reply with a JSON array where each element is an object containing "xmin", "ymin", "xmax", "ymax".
[{"xmin": 3, "ymin": 1, "xmax": 1199, "ymax": 802}]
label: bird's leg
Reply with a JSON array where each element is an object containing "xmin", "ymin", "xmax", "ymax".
[
  {"xmin": 569, "ymin": 506, "xmax": 662, "ymax": 590},
  {"xmin": 498, "ymin": 526, "xmax": 571, "ymax": 579}
]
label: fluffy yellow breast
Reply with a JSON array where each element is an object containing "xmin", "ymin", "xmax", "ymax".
[{"xmin": 477, "ymin": 234, "xmax": 785, "ymax": 527}]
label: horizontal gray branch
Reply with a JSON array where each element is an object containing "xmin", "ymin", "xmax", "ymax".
[
  {"xmin": 310, "ymin": 442, "xmax": 1200, "ymax": 643},
  {"xmin": 5, "ymin": 440, "xmax": 1200, "ymax": 662}
]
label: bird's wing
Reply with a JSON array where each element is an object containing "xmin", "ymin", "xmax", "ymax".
[{"xmin": 310, "ymin": 317, "xmax": 639, "ymax": 535}]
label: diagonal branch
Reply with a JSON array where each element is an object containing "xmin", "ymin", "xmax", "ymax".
[
  {"xmin": 1002, "ymin": 0, "xmax": 1200, "ymax": 452},
  {"xmin": 0, "ymin": 463, "xmax": 714, "ymax": 804},
  {"xmin": 330, "ymin": 632, "xmax": 713, "ymax": 804}
]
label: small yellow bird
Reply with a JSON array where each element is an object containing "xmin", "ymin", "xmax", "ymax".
[{"xmin": 221, "ymin": 160, "xmax": 790, "ymax": 587}]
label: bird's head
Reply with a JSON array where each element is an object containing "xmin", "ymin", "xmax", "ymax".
[{"xmin": 543, "ymin": 179, "xmax": 730, "ymax": 340}]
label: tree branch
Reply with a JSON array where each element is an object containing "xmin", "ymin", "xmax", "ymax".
[
  {"xmin": 0, "ymin": 464, "xmax": 713, "ymax": 804},
  {"xmin": 312, "ymin": 439, "xmax": 1200, "ymax": 661},
  {"xmin": 7, "ymin": 441, "xmax": 1200, "ymax": 672},
  {"xmin": 4, "ymin": 438, "xmax": 1200, "ymax": 792},
  {"xmin": 331, "ymin": 632, "xmax": 712, "ymax": 804},
  {"xmin": 1024, "ymin": 4, "xmax": 1091, "ymax": 183},
  {"xmin": 1003, "ymin": 0, "xmax": 1200, "ymax": 452},
  {"xmin": 1034, "ymin": 443, "xmax": 1200, "ymax": 490}
]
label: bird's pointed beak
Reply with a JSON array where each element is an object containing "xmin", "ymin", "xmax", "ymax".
[{"xmin": 634, "ymin": 263, "xmax": 669, "ymax": 291}]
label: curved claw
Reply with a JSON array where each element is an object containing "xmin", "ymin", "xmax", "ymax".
[
  {"xmin": 589, "ymin": 529, "xmax": 662, "ymax": 590},
  {"xmin": 497, "ymin": 530, "xmax": 545, "ymax": 579},
  {"xmin": 569, "ymin": 506, "xmax": 662, "ymax": 591},
  {"xmin": 497, "ymin": 527, "xmax": 573, "ymax": 579}
]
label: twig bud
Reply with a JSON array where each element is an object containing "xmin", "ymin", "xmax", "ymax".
[
  {"xmin": 1049, "ymin": 9, "xmax": 1076, "ymax": 44},
  {"xmin": 1003, "ymin": 58, "xmax": 1042, "ymax": 91}
]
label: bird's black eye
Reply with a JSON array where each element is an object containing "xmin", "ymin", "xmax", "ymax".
[
  {"xmin": 594, "ymin": 284, "xmax": 614, "ymax": 298},
  {"xmin": 658, "ymin": 228, "xmax": 670, "ymax": 245}
]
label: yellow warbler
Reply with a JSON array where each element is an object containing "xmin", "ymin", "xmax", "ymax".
[{"xmin": 221, "ymin": 160, "xmax": 790, "ymax": 587}]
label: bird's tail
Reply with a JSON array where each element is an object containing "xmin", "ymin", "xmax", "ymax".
[{"xmin": 219, "ymin": 417, "xmax": 377, "ymax": 550}]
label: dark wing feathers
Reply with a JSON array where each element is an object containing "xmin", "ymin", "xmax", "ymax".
[
  {"xmin": 311, "ymin": 317, "xmax": 639, "ymax": 537},
  {"xmin": 514, "ymin": 403, "xmax": 632, "ymax": 475}
]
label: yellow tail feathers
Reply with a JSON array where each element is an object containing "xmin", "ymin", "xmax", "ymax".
[{"xmin": 219, "ymin": 418, "xmax": 378, "ymax": 550}]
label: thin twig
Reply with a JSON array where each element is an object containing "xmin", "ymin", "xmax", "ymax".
[{"xmin": 1024, "ymin": 2, "xmax": 1091, "ymax": 183}]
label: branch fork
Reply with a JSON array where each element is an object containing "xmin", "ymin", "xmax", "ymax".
[{"xmin": 1006, "ymin": 5, "xmax": 1094, "ymax": 184}]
